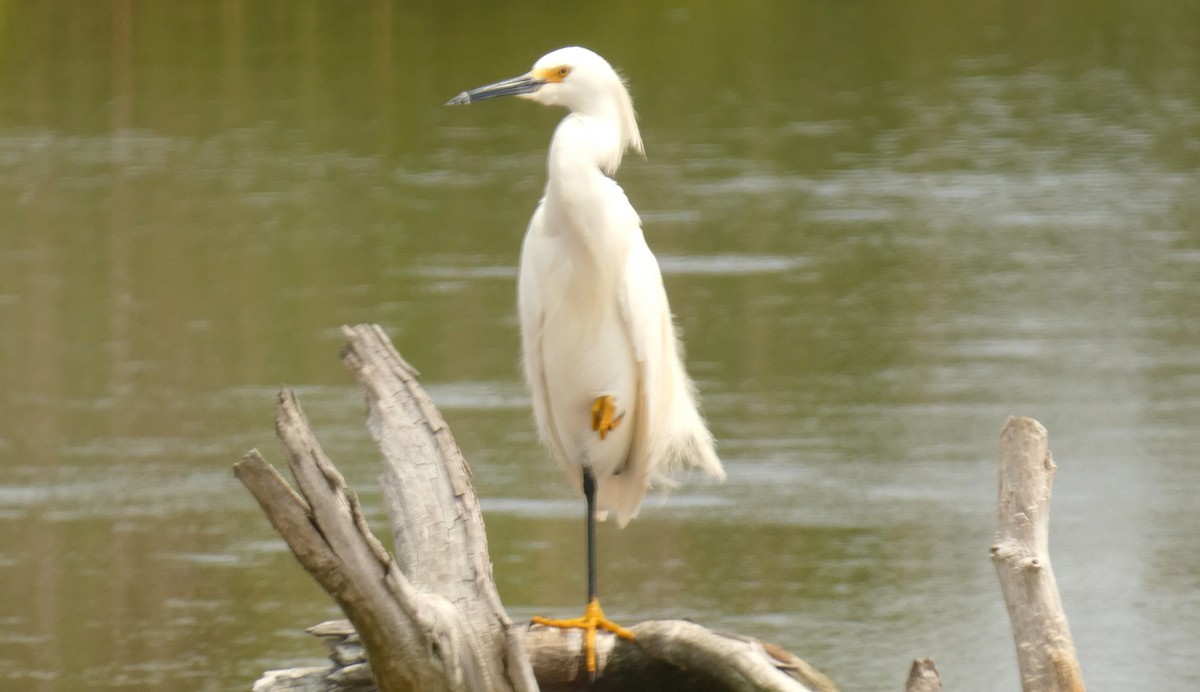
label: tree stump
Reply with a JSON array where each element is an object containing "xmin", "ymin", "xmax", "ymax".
[{"xmin": 236, "ymin": 324, "xmax": 837, "ymax": 692}]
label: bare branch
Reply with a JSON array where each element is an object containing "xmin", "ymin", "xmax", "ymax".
[{"xmin": 991, "ymin": 416, "xmax": 1085, "ymax": 692}]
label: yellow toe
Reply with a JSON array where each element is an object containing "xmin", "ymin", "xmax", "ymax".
[
  {"xmin": 531, "ymin": 598, "xmax": 634, "ymax": 673},
  {"xmin": 590, "ymin": 395, "xmax": 623, "ymax": 441}
]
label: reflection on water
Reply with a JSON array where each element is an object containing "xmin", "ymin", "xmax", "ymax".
[{"xmin": 2, "ymin": 2, "xmax": 1199, "ymax": 690}]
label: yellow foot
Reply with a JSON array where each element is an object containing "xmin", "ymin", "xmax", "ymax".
[
  {"xmin": 590, "ymin": 395, "xmax": 624, "ymax": 441},
  {"xmin": 531, "ymin": 598, "xmax": 635, "ymax": 674}
]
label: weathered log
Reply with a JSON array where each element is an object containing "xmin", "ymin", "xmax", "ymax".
[
  {"xmin": 254, "ymin": 617, "xmax": 837, "ymax": 692},
  {"xmin": 990, "ymin": 416, "xmax": 1085, "ymax": 692},
  {"xmin": 238, "ymin": 323, "xmax": 837, "ymax": 692}
]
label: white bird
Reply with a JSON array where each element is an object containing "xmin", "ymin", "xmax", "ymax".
[{"xmin": 448, "ymin": 46, "xmax": 724, "ymax": 674}]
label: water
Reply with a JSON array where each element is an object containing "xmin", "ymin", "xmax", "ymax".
[{"xmin": 2, "ymin": 2, "xmax": 1199, "ymax": 690}]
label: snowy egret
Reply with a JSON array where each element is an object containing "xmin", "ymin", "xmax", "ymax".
[{"xmin": 448, "ymin": 46, "xmax": 724, "ymax": 674}]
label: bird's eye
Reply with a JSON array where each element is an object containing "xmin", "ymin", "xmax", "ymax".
[{"xmin": 538, "ymin": 65, "xmax": 572, "ymax": 83}]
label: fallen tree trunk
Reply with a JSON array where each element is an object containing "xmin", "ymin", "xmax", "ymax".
[
  {"xmin": 990, "ymin": 417, "xmax": 1085, "ymax": 692},
  {"xmin": 237, "ymin": 324, "xmax": 837, "ymax": 692}
]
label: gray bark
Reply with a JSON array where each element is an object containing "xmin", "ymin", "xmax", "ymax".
[
  {"xmin": 235, "ymin": 324, "xmax": 537, "ymax": 692},
  {"xmin": 990, "ymin": 416, "xmax": 1085, "ymax": 692}
]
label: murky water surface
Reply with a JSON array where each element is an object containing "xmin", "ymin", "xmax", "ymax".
[{"xmin": 2, "ymin": 3, "xmax": 1198, "ymax": 690}]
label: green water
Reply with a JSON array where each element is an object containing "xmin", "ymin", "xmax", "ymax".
[{"xmin": 2, "ymin": 2, "xmax": 1198, "ymax": 690}]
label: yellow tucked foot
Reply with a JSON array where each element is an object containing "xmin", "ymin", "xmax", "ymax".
[
  {"xmin": 531, "ymin": 597, "xmax": 635, "ymax": 674},
  {"xmin": 590, "ymin": 395, "xmax": 624, "ymax": 441}
]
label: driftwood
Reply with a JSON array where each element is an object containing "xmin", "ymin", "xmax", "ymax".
[
  {"xmin": 235, "ymin": 393, "xmax": 534, "ymax": 691},
  {"xmin": 237, "ymin": 325, "xmax": 1086, "ymax": 691},
  {"xmin": 236, "ymin": 324, "xmax": 835, "ymax": 692},
  {"xmin": 990, "ymin": 417, "xmax": 1085, "ymax": 692},
  {"xmin": 255, "ymin": 617, "xmax": 838, "ymax": 692}
]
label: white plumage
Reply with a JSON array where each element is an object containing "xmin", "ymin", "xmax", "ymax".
[{"xmin": 449, "ymin": 46, "xmax": 724, "ymax": 527}]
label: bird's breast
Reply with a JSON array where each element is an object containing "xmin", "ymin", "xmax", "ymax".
[{"xmin": 537, "ymin": 296, "xmax": 638, "ymax": 476}]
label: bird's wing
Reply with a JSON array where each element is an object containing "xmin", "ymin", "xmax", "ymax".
[
  {"xmin": 518, "ymin": 208, "xmax": 573, "ymax": 479},
  {"xmin": 618, "ymin": 230, "xmax": 724, "ymax": 491},
  {"xmin": 617, "ymin": 232, "xmax": 677, "ymax": 483}
]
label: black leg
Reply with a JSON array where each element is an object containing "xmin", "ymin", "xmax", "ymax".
[
  {"xmin": 583, "ymin": 466, "xmax": 597, "ymax": 603},
  {"xmin": 528, "ymin": 465, "xmax": 634, "ymax": 676}
]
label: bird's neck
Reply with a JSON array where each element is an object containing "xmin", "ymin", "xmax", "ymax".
[
  {"xmin": 550, "ymin": 111, "xmax": 626, "ymax": 176},
  {"xmin": 541, "ymin": 114, "xmax": 636, "ymax": 305}
]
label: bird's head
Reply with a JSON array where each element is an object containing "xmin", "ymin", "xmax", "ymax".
[{"xmin": 447, "ymin": 46, "xmax": 643, "ymax": 159}]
